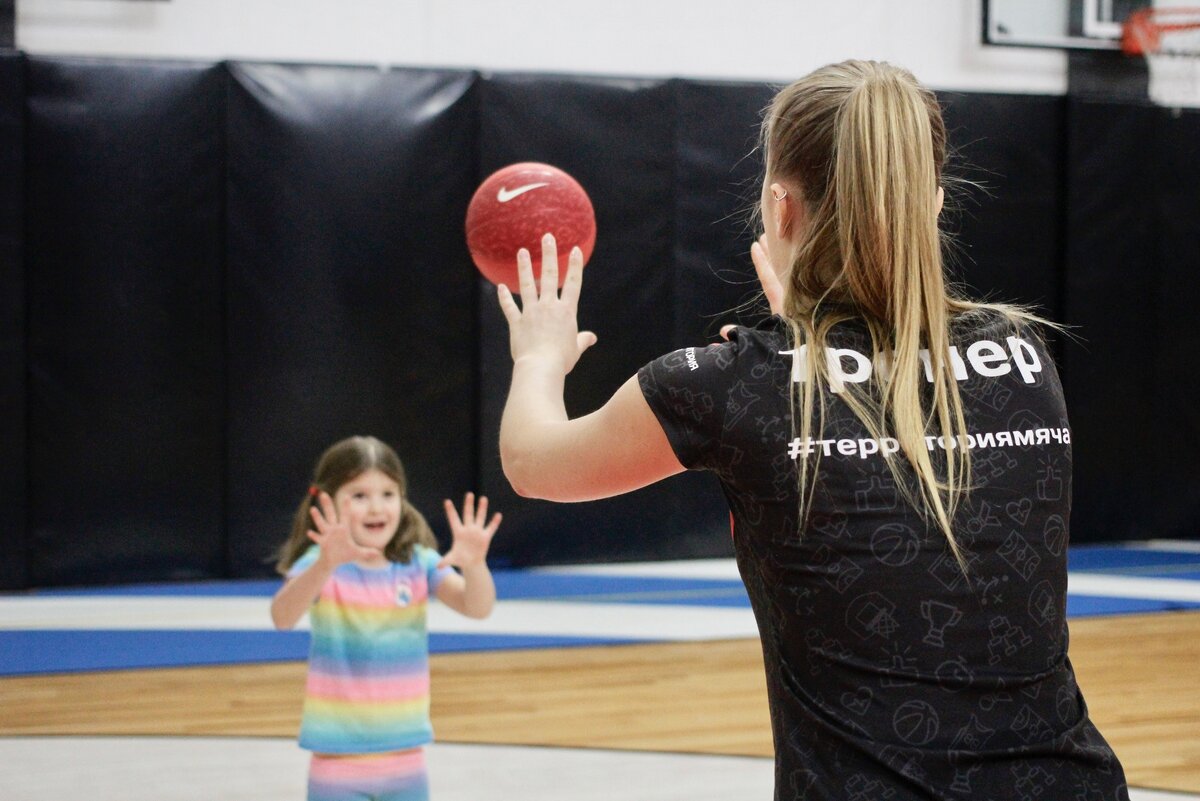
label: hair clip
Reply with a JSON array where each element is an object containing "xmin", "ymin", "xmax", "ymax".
[{"xmin": 308, "ymin": 485, "xmax": 320, "ymax": 498}]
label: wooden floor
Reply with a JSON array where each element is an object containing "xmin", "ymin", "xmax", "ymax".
[{"xmin": 2, "ymin": 610, "xmax": 1197, "ymax": 793}]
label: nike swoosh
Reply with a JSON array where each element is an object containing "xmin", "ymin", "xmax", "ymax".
[{"xmin": 497, "ymin": 182, "xmax": 550, "ymax": 202}]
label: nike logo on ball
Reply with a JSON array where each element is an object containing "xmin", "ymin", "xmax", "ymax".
[{"xmin": 497, "ymin": 183, "xmax": 550, "ymax": 202}]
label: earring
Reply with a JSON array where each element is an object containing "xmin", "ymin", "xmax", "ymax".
[{"xmin": 772, "ymin": 188, "xmax": 787, "ymax": 201}]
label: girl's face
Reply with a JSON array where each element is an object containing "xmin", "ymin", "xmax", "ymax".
[{"xmin": 333, "ymin": 468, "xmax": 403, "ymax": 553}]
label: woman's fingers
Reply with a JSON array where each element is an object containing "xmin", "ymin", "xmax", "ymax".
[
  {"xmin": 497, "ymin": 283, "xmax": 521, "ymax": 323},
  {"xmin": 516, "ymin": 247, "xmax": 537, "ymax": 303},
  {"xmin": 560, "ymin": 245, "xmax": 584, "ymax": 308},
  {"xmin": 751, "ymin": 234, "xmax": 785, "ymax": 314},
  {"xmin": 539, "ymin": 233, "xmax": 558, "ymax": 298}
]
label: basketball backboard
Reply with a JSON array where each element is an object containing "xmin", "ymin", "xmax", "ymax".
[{"xmin": 983, "ymin": 0, "xmax": 1150, "ymax": 50}]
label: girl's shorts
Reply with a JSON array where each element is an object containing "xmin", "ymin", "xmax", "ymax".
[{"xmin": 307, "ymin": 748, "xmax": 428, "ymax": 801}]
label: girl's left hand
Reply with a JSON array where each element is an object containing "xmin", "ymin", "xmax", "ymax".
[
  {"xmin": 497, "ymin": 232, "xmax": 598, "ymax": 373},
  {"xmin": 439, "ymin": 492, "xmax": 502, "ymax": 569}
]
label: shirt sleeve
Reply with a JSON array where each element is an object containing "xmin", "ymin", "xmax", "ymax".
[
  {"xmin": 286, "ymin": 546, "xmax": 320, "ymax": 579},
  {"xmin": 416, "ymin": 545, "xmax": 455, "ymax": 595},
  {"xmin": 637, "ymin": 340, "xmax": 736, "ymax": 471}
]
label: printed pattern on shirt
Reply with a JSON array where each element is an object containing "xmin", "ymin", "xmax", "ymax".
[{"xmin": 638, "ymin": 314, "xmax": 1126, "ymax": 801}]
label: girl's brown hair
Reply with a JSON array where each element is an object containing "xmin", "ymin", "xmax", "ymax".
[
  {"xmin": 764, "ymin": 60, "xmax": 1044, "ymax": 566},
  {"xmin": 275, "ymin": 435, "xmax": 438, "ymax": 574}
]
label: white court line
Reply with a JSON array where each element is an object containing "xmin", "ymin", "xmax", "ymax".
[
  {"xmin": 1067, "ymin": 573, "xmax": 1200, "ymax": 604},
  {"xmin": 0, "ymin": 596, "xmax": 761, "ymax": 642},
  {"xmin": 1129, "ymin": 539, "xmax": 1200, "ymax": 554},
  {"xmin": 536, "ymin": 558, "xmax": 743, "ymax": 580},
  {"xmin": 1, "ymin": 564, "xmax": 1196, "ymax": 638}
]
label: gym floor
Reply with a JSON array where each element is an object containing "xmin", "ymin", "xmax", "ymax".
[{"xmin": 2, "ymin": 542, "xmax": 1199, "ymax": 800}]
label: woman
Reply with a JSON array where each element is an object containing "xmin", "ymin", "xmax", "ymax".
[{"xmin": 496, "ymin": 60, "xmax": 1128, "ymax": 801}]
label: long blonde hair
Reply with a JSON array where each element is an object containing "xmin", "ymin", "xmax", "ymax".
[
  {"xmin": 764, "ymin": 60, "xmax": 1039, "ymax": 565},
  {"xmin": 274, "ymin": 435, "xmax": 438, "ymax": 574}
]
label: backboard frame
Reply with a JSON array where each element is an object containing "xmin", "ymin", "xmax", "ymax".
[{"xmin": 982, "ymin": 0, "xmax": 1151, "ymax": 50}]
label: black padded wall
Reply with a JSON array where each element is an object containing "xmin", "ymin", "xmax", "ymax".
[
  {"xmin": 0, "ymin": 52, "xmax": 25, "ymax": 590},
  {"xmin": 477, "ymin": 74, "xmax": 731, "ymax": 566},
  {"xmin": 25, "ymin": 58, "xmax": 226, "ymax": 585},
  {"xmin": 8, "ymin": 53, "xmax": 1192, "ymax": 587},
  {"xmin": 673, "ymin": 80, "xmax": 776, "ymax": 337},
  {"xmin": 225, "ymin": 64, "xmax": 479, "ymax": 575},
  {"xmin": 939, "ymin": 93, "xmax": 1067, "ymax": 319},
  {"xmin": 1064, "ymin": 100, "xmax": 1200, "ymax": 541}
]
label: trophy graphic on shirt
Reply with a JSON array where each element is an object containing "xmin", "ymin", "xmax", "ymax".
[{"xmin": 920, "ymin": 600, "xmax": 963, "ymax": 647}]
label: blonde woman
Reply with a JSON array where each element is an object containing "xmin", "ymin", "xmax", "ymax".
[{"xmin": 497, "ymin": 61, "xmax": 1128, "ymax": 800}]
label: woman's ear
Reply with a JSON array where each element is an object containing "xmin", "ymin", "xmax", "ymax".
[
  {"xmin": 935, "ymin": 186, "xmax": 945, "ymax": 216},
  {"xmin": 770, "ymin": 182, "xmax": 796, "ymax": 240}
]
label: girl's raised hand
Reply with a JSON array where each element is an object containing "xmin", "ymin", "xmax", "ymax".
[
  {"xmin": 309, "ymin": 491, "xmax": 382, "ymax": 567},
  {"xmin": 496, "ymin": 232, "xmax": 598, "ymax": 373},
  {"xmin": 438, "ymin": 492, "xmax": 501, "ymax": 570}
]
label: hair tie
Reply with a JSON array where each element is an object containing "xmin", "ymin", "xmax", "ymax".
[{"xmin": 308, "ymin": 485, "xmax": 320, "ymax": 498}]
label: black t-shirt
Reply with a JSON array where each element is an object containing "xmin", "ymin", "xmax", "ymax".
[{"xmin": 638, "ymin": 314, "xmax": 1128, "ymax": 801}]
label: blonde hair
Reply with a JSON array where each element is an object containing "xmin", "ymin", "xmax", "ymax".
[
  {"xmin": 764, "ymin": 60, "xmax": 1042, "ymax": 566},
  {"xmin": 274, "ymin": 435, "xmax": 438, "ymax": 574}
]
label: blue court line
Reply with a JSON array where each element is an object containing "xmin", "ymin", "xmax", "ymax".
[
  {"xmin": 1067, "ymin": 546, "xmax": 1200, "ymax": 572},
  {"xmin": 0, "ymin": 630, "xmax": 638, "ymax": 676},
  {"xmin": 1067, "ymin": 595, "xmax": 1200, "ymax": 617},
  {"xmin": 27, "ymin": 573, "xmax": 755, "ymax": 607}
]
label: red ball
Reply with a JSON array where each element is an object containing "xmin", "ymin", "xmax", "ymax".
[{"xmin": 465, "ymin": 162, "xmax": 597, "ymax": 291}]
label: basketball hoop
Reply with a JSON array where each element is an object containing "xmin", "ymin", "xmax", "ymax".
[{"xmin": 1121, "ymin": 7, "xmax": 1200, "ymax": 111}]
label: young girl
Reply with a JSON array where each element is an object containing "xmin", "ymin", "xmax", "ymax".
[
  {"xmin": 496, "ymin": 61, "xmax": 1128, "ymax": 799},
  {"xmin": 271, "ymin": 435, "xmax": 501, "ymax": 801}
]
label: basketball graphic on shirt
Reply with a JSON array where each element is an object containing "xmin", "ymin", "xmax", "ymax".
[
  {"xmin": 870, "ymin": 523, "xmax": 921, "ymax": 566},
  {"xmin": 1043, "ymin": 514, "xmax": 1067, "ymax": 556},
  {"xmin": 893, "ymin": 700, "xmax": 941, "ymax": 745}
]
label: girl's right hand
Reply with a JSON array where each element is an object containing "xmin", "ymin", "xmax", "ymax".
[{"xmin": 308, "ymin": 491, "xmax": 381, "ymax": 567}]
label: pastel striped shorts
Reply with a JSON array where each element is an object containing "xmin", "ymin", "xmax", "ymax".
[{"xmin": 307, "ymin": 748, "xmax": 429, "ymax": 801}]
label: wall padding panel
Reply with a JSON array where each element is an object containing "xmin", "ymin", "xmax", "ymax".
[
  {"xmin": 26, "ymin": 58, "xmax": 225, "ymax": 585},
  {"xmin": 673, "ymin": 80, "xmax": 776, "ymax": 339},
  {"xmin": 1064, "ymin": 100, "xmax": 1200, "ymax": 542},
  {"xmin": 939, "ymin": 92, "xmax": 1066, "ymax": 320},
  {"xmin": 477, "ymin": 74, "xmax": 733, "ymax": 566},
  {"xmin": 225, "ymin": 64, "xmax": 480, "ymax": 575},
  {"xmin": 0, "ymin": 52, "xmax": 26, "ymax": 590}
]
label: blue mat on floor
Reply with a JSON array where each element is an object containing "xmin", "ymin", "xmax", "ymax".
[
  {"xmin": 4, "ymin": 544, "xmax": 1199, "ymax": 677},
  {"xmin": 0, "ymin": 630, "xmax": 638, "ymax": 676}
]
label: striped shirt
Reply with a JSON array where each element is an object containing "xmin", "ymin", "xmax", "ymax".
[{"xmin": 289, "ymin": 544, "xmax": 453, "ymax": 754}]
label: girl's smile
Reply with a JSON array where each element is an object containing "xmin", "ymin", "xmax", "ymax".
[{"xmin": 333, "ymin": 468, "xmax": 403, "ymax": 557}]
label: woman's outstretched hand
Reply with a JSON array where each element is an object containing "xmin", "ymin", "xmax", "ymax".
[
  {"xmin": 496, "ymin": 232, "xmax": 597, "ymax": 373},
  {"xmin": 721, "ymin": 233, "xmax": 786, "ymax": 340}
]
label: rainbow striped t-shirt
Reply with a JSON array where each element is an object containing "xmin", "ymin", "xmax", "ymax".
[{"xmin": 289, "ymin": 544, "xmax": 453, "ymax": 754}]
